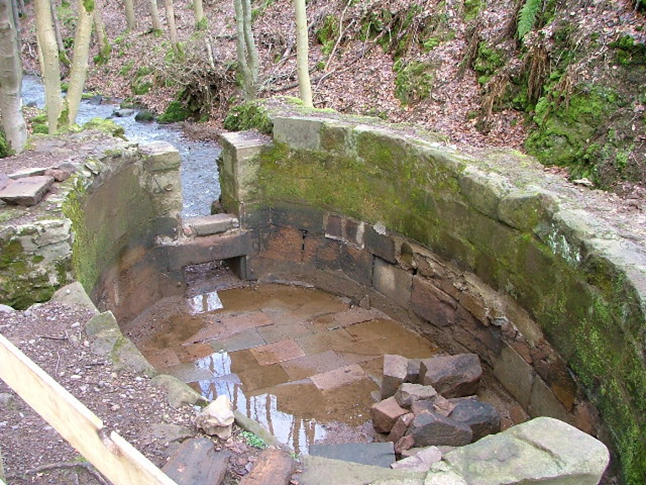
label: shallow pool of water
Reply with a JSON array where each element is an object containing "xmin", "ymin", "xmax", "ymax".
[{"xmin": 124, "ymin": 283, "xmax": 439, "ymax": 453}]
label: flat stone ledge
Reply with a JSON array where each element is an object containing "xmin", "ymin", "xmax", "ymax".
[
  {"xmin": 0, "ymin": 176, "xmax": 54, "ymax": 206},
  {"xmin": 139, "ymin": 141, "xmax": 181, "ymax": 172},
  {"xmin": 185, "ymin": 213, "xmax": 240, "ymax": 236}
]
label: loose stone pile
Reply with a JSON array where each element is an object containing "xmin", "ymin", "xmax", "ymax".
[{"xmin": 371, "ymin": 353, "xmax": 501, "ymax": 455}]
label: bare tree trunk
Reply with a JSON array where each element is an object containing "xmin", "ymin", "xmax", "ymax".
[
  {"xmin": 93, "ymin": 0, "xmax": 110, "ymax": 61},
  {"xmin": 234, "ymin": 0, "xmax": 258, "ymax": 100},
  {"xmin": 0, "ymin": 0, "xmax": 27, "ymax": 152},
  {"xmin": 294, "ymin": 0, "xmax": 312, "ymax": 107},
  {"xmin": 65, "ymin": 0, "xmax": 93, "ymax": 124},
  {"xmin": 149, "ymin": 0, "xmax": 162, "ymax": 32},
  {"xmin": 193, "ymin": 0, "xmax": 205, "ymax": 30},
  {"xmin": 9, "ymin": 0, "xmax": 19, "ymax": 42},
  {"xmin": 123, "ymin": 0, "xmax": 136, "ymax": 30},
  {"xmin": 34, "ymin": 0, "xmax": 63, "ymax": 133},
  {"xmin": 164, "ymin": 0, "xmax": 179, "ymax": 51},
  {"xmin": 50, "ymin": 0, "xmax": 71, "ymax": 67}
]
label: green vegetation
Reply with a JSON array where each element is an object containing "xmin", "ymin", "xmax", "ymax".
[
  {"xmin": 610, "ymin": 35, "xmax": 646, "ymax": 67},
  {"xmin": 223, "ymin": 101, "xmax": 273, "ymax": 134},
  {"xmin": 517, "ymin": 0, "xmax": 543, "ymax": 40},
  {"xmin": 316, "ymin": 15, "xmax": 339, "ymax": 55},
  {"xmin": 240, "ymin": 431, "xmax": 267, "ymax": 449},
  {"xmin": 0, "ymin": 130, "xmax": 10, "ymax": 158},
  {"xmin": 83, "ymin": 118, "xmax": 126, "ymax": 138},
  {"xmin": 463, "ymin": 0, "xmax": 483, "ymax": 22},
  {"xmin": 393, "ymin": 60, "xmax": 434, "ymax": 105},
  {"xmin": 132, "ymin": 80, "xmax": 152, "ymax": 95},
  {"xmin": 473, "ymin": 42, "xmax": 506, "ymax": 85},
  {"xmin": 157, "ymin": 101, "xmax": 191, "ymax": 123}
]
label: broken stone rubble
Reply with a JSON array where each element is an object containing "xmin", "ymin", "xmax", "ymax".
[
  {"xmin": 372, "ymin": 354, "xmax": 500, "ymax": 452},
  {"xmin": 196, "ymin": 395, "xmax": 235, "ymax": 439}
]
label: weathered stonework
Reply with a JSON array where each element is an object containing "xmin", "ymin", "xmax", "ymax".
[{"xmin": 218, "ymin": 105, "xmax": 646, "ymax": 484}]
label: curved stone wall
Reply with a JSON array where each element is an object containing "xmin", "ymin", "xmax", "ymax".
[{"xmin": 219, "ymin": 109, "xmax": 646, "ymax": 484}]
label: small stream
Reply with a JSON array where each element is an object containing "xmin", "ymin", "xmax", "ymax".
[{"xmin": 21, "ymin": 75, "xmax": 220, "ymax": 218}]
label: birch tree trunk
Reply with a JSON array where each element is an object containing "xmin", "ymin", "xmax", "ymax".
[
  {"xmin": 234, "ymin": 0, "xmax": 258, "ymax": 100},
  {"xmin": 149, "ymin": 0, "xmax": 162, "ymax": 32},
  {"xmin": 164, "ymin": 0, "xmax": 179, "ymax": 51},
  {"xmin": 34, "ymin": 0, "xmax": 63, "ymax": 133},
  {"xmin": 65, "ymin": 0, "xmax": 93, "ymax": 125},
  {"xmin": 0, "ymin": 0, "xmax": 27, "ymax": 152},
  {"xmin": 9, "ymin": 0, "xmax": 19, "ymax": 42},
  {"xmin": 123, "ymin": 0, "xmax": 136, "ymax": 30},
  {"xmin": 294, "ymin": 0, "xmax": 312, "ymax": 107},
  {"xmin": 93, "ymin": 0, "xmax": 110, "ymax": 61},
  {"xmin": 193, "ymin": 0, "xmax": 205, "ymax": 30}
]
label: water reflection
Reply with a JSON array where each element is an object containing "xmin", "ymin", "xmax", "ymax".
[{"xmin": 188, "ymin": 291, "xmax": 224, "ymax": 315}]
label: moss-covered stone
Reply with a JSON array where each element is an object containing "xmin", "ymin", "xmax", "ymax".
[
  {"xmin": 157, "ymin": 100, "xmax": 191, "ymax": 124},
  {"xmin": 83, "ymin": 117, "xmax": 125, "ymax": 138}
]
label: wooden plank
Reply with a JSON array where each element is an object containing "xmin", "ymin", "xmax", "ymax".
[
  {"xmin": 162, "ymin": 438, "xmax": 230, "ymax": 485},
  {"xmin": 0, "ymin": 333, "xmax": 178, "ymax": 485},
  {"xmin": 239, "ymin": 448, "xmax": 294, "ymax": 485}
]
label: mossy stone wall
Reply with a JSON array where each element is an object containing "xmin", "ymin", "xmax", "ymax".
[{"xmin": 219, "ymin": 109, "xmax": 646, "ymax": 484}]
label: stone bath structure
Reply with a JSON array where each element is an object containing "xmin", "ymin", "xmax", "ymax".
[{"xmin": 1, "ymin": 104, "xmax": 644, "ymax": 483}]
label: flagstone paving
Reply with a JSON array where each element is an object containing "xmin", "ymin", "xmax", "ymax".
[{"xmin": 134, "ymin": 283, "xmax": 439, "ymax": 453}]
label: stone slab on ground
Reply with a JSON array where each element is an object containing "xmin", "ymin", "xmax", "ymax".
[
  {"xmin": 310, "ymin": 363, "xmax": 368, "ymax": 391},
  {"xmin": 419, "ymin": 354, "xmax": 482, "ymax": 398},
  {"xmin": 280, "ymin": 350, "xmax": 346, "ymax": 380},
  {"xmin": 239, "ymin": 448, "xmax": 294, "ymax": 485},
  {"xmin": 0, "ymin": 175, "xmax": 54, "ymax": 206},
  {"xmin": 439, "ymin": 417, "xmax": 610, "ymax": 485},
  {"xmin": 309, "ymin": 442, "xmax": 396, "ymax": 468},
  {"xmin": 162, "ymin": 437, "xmax": 230, "ymax": 485},
  {"xmin": 300, "ymin": 455, "xmax": 425, "ymax": 485},
  {"xmin": 185, "ymin": 213, "xmax": 239, "ymax": 236},
  {"xmin": 250, "ymin": 339, "xmax": 306, "ymax": 366}
]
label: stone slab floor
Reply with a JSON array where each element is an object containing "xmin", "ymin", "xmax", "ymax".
[{"xmin": 127, "ymin": 283, "xmax": 443, "ymax": 453}]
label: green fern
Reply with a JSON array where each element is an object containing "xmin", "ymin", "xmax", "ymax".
[{"xmin": 517, "ymin": 0, "xmax": 542, "ymax": 41}]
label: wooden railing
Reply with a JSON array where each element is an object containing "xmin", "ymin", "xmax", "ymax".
[{"xmin": 0, "ymin": 334, "xmax": 178, "ymax": 485}]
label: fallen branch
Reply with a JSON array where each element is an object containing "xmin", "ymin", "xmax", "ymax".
[{"xmin": 8, "ymin": 461, "xmax": 109, "ymax": 485}]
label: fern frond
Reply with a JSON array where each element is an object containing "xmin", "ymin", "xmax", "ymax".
[{"xmin": 517, "ymin": 0, "xmax": 542, "ymax": 41}]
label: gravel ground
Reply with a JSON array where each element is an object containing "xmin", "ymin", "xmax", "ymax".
[{"xmin": 0, "ymin": 295, "xmax": 264, "ymax": 485}]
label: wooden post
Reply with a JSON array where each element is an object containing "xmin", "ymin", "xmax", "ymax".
[{"xmin": 0, "ymin": 334, "xmax": 178, "ymax": 485}]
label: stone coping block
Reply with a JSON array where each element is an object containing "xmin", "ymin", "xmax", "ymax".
[
  {"xmin": 434, "ymin": 417, "xmax": 610, "ymax": 485},
  {"xmin": 139, "ymin": 141, "xmax": 181, "ymax": 172},
  {"xmin": 0, "ymin": 175, "xmax": 54, "ymax": 206},
  {"xmin": 185, "ymin": 213, "xmax": 239, "ymax": 236},
  {"xmin": 309, "ymin": 442, "xmax": 395, "ymax": 469}
]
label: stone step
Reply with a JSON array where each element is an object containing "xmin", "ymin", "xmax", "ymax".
[
  {"xmin": 309, "ymin": 442, "xmax": 396, "ymax": 468},
  {"xmin": 161, "ymin": 437, "xmax": 230, "ymax": 485},
  {"xmin": 159, "ymin": 230, "xmax": 253, "ymax": 271},
  {"xmin": 239, "ymin": 448, "xmax": 294, "ymax": 485},
  {"xmin": 184, "ymin": 213, "xmax": 240, "ymax": 237},
  {"xmin": 300, "ymin": 456, "xmax": 425, "ymax": 485}
]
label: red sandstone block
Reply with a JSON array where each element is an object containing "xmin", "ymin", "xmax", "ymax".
[
  {"xmin": 382, "ymin": 355, "xmax": 409, "ymax": 399},
  {"xmin": 387, "ymin": 412, "xmax": 414, "ymax": 443},
  {"xmin": 419, "ymin": 353, "xmax": 482, "ymax": 398},
  {"xmin": 410, "ymin": 276, "xmax": 458, "ymax": 328},
  {"xmin": 371, "ymin": 396, "xmax": 409, "ymax": 434}
]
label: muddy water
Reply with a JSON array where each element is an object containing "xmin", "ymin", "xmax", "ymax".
[{"xmin": 125, "ymin": 283, "xmax": 439, "ymax": 454}]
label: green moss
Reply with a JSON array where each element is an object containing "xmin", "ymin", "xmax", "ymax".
[
  {"xmin": 393, "ymin": 60, "xmax": 434, "ymax": 105},
  {"xmin": 316, "ymin": 15, "xmax": 339, "ymax": 55},
  {"xmin": 132, "ymin": 80, "xmax": 152, "ymax": 95},
  {"xmin": 223, "ymin": 101, "xmax": 273, "ymax": 134},
  {"xmin": 610, "ymin": 35, "xmax": 646, "ymax": 67},
  {"xmin": 463, "ymin": 0, "xmax": 482, "ymax": 21},
  {"xmin": 157, "ymin": 100, "xmax": 191, "ymax": 124},
  {"xmin": 473, "ymin": 42, "xmax": 506, "ymax": 85},
  {"xmin": 83, "ymin": 118, "xmax": 125, "ymax": 138},
  {"xmin": 525, "ymin": 85, "xmax": 617, "ymax": 181},
  {"xmin": 119, "ymin": 60, "xmax": 135, "ymax": 76},
  {"xmin": 0, "ymin": 129, "xmax": 11, "ymax": 158},
  {"xmin": 196, "ymin": 17, "xmax": 208, "ymax": 30}
]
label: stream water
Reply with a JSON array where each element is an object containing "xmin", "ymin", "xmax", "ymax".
[{"xmin": 21, "ymin": 75, "xmax": 220, "ymax": 218}]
